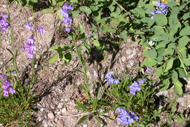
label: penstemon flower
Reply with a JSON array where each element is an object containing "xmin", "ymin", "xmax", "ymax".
[
  {"xmin": 105, "ymin": 69, "xmax": 120, "ymax": 84},
  {"xmin": 25, "ymin": 23, "xmax": 32, "ymax": 31},
  {"xmin": 0, "ymin": 75, "xmax": 15, "ymax": 97},
  {"xmin": 59, "ymin": 4, "xmax": 74, "ymax": 32},
  {"xmin": 129, "ymin": 81, "xmax": 141, "ymax": 95},
  {"xmin": 37, "ymin": 26, "xmax": 45, "ymax": 33},
  {"xmin": 24, "ymin": 35, "xmax": 36, "ymax": 58},
  {"xmin": 0, "ymin": 13, "xmax": 10, "ymax": 32},
  {"xmin": 116, "ymin": 107, "xmax": 139, "ymax": 125}
]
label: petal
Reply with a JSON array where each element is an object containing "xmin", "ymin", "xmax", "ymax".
[
  {"xmin": 27, "ymin": 53, "xmax": 33, "ymax": 59},
  {"xmin": 27, "ymin": 35, "xmax": 34, "ymax": 44},
  {"xmin": 65, "ymin": 27, "xmax": 72, "ymax": 32},
  {"xmin": 25, "ymin": 23, "xmax": 32, "ymax": 31},
  {"xmin": 3, "ymin": 90, "xmax": 9, "ymax": 97},
  {"xmin": 9, "ymin": 87, "xmax": 16, "ymax": 94},
  {"xmin": 0, "ymin": 74, "xmax": 6, "ymax": 78},
  {"xmin": 37, "ymin": 26, "xmax": 45, "ymax": 33}
]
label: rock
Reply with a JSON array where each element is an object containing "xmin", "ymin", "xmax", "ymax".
[
  {"xmin": 83, "ymin": 124, "xmax": 88, "ymax": 127},
  {"xmin": 121, "ymin": 56, "xmax": 126, "ymax": 62},
  {"xmin": 57, "ymin": 103, "xmax": 64, "ymax": 109},
  {"xmin": 0, "ymin": 59, "xmax": 3, "ymax": 65},
  {"xmin": 61, "ymin": 108, "xmax": 67, "ymax": 115},
  {"xmin": 126, "ymin": 49, "xmax": 133, "ymax": 55},
  {"xmin": 57, "ymin": 120, "xmax": 64, "ymax": 127},
  {"xmin": 40, "ymin": 108, "xmax": 44, "ymax": 112},
  {"xmin": 48, "ymin": 112, "xmax": 54, "ymax": 119}
]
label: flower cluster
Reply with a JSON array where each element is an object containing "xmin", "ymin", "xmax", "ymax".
[
  {"xmin": 24, "ymin": 23, "xmax": 45, "ymax": 58},
  {"xmin": 0, "ymin": 75, "xmax": 15, "ymax": 97},
  {"xmin": 0, "ymin": 13, "xmax": 10, "ymax": 32},
  {"xmin": 150, "ymin": 0, "xmax": 169, "ymax": 20},
  {"xmin": 59, "ymin": 4, "xmax": 74, "ymax": 32},
  {"xmin": 105, "ymin": 69, "xmax": 120, "ymax": 84},
  {"xmin": 129, "ymin": 78, "xmax": 146, "ymax": 95},
  {"xmin": 117, "ymin": 107, "xmax": 139, "ymax": 125}
]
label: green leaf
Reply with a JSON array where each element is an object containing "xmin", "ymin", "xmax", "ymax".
[
  {"xmin": 42, "ymin": 8, "xmax": 54, "ymax": 14},
  {"xmin": 154, "ymin": 14, "xmax": 167, "ymax": 26},
  {"xmin": 49, "ymin": 46, "xmax": 59, "ymax": 51},
  {"xmin": 120, "ymin": 31, "xmax": 128, "ymax": 40},
  {"xmin": 70, "ymin": 0, "xmax": 78, "ymax": 2},
  {"xmin": 174, "ymin": 81, "xmax": 183, "ymax": 95},
  {"xmin": 30, "ymin": 0, "xmax": 38, "ymax": 2},
  {"xmin": 178, "ymin": 36, "xmax": 189, "ymax": 46},
  {"xmin": 170, "ymin": 25, "xmax": 179, "ymax": 36},
  {"xmin": 154, "ymin": 26, "xmax": 165, "ymax": 35},
  {"xmin": 148, "ymin": 48, "xmax": 157, "ymax": 59},
  {"xmin": 79, "ymin": 6, "xmax": 92, "ymax": 15},
  {"xmin": 93, "ymin": 40, "xmax": 100, "ymax": 47},
  {"xmin": 49, "ymin": 54, "xmax": 58, "ymax": 64},
  {"xmin": 162, "ymin": 48, "xmax": 174, "ymax": 56},
  {"xmin": 164, "ymin": 58, "xmax": 174, "ymax": 72},
  {"xmin": 177, "ymin": 68, "xmax": 186, "ymax": 78},
  {"xmin": 180, "ymin": 26, "xmax": 190, "ymax": 36},
  {"xmin": 51, "ymin": 0, "xmax": 56, "ymax": 6},
  {"xmin": 183, "ymin": 12, "xmax": 190, "ymax": 20},
  {"xmin": 134, "ymin": 7, "xmax": 145, "ymax": 17},
  {"xmin": 78, "ymin": 22, "xmax": 84, "ymax": 34},
  {"xmin": 156, "ymin": 41, "xmax": 166, "ymax": 49},
  {"xmin": 143, "ymin": 57, "xmax": 157, "ymax": 67},
  {"xmin": 71, "ymin": 10, "xmax": 80, "ymax": 18},
  {"xmin": 77, "ymin": 115, "xmax": 89, "ymax": 125},
  {"xmin": 57, "ymin": 10, "xmax": 63, "ymax": 20},
  {"xmin": 110, "ymin": 18, "xmax": 120, "ymax": 25},
  {"xmin": 159, "ymin": 78, "xmax": 169, "ymax": 91},
  {"xmin": 157, "ymin": 66, "xmax": 163, "ymax": 77},
  {"xmin": 92, "ymin": 96, "xmax": 98, "ymax": 111}
]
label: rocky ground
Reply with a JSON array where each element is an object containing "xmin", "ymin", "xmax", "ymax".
[{"xmin": 0, "ymin": 1, "xmax": 190, "ymax": 127}]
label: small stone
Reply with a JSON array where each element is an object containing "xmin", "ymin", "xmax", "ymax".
[
  {"xmin": 48, "ymin": 112, "xmax": 54, "ymax": 119},
  {"xmin": 61, "ymin": 108, "xmax": 67, "ymax": 114},
  {"xmin": 57, "ymin": 103, "xmax": 63, "ymax": 109},
  {"xmin": 7, "ymin": 40, "xmax": 11, "ymax": 45},
  {"xmin": 0, "ymin": 59, "xmax": 3, "ymax": 65},
  {"xmin": 121, "ymin": 56, "xmax": 126, "ymax": 62},
  {"xmin": 57, "ymin": 120, "xmax": 64, "ymax": 127},
  {"xmin": 65, "ymin": 99, "xmax": 68, "ymax": 102},
  {"xmin": 40, "ymin": 108, "xmax": 44, "ymax": 112},
  {"xmin": 83, "ymin": 124, "xmax": 88, "ymax": 127},
  {"xmin": 12, "ymin": 70, "xmax": 17, "ymax": 76},
  {"xmin": 126, "ymin": 49, "xmax": 133, "ymax": 55}
]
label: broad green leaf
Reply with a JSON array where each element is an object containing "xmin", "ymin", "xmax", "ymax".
[
  {"xmin": 49, "ymin": 46, "xmax": 59, "ymax": 51},
  {"xmin": 169, "ymin": 25, "xmax": 179, "ymax": 36},
  {"xmin": 71, "ymin": 10, "xmax": 80, "ymax": 18},
  {"xmin": 135, "ymin": 30, "xmax": 144, "ymax": 34},
  {"xmin": 98, "ymin": 19, "xmax": 106, "ymax": 24},
  {"xmin": 148, "ymin": 48, "xmax": 157, "ymax": 59},
  {"xmin": 154, "ymin": 26, "xmax": 165, "ymax": 35},
  {"xmin": 93, "ymin": 40, "xmax": 100, "ymax": 47},
  {"xmin": 42, "ymin": 8, "xmax": 54, "ymax": 14},
  {"xmin": 51, "ymin": 0, "xmax": 56, "ymax": 6},
  {"xmin": 177, "ymin": 68, "xmax": 186, "ymax": 78},
  {"xmin": 154, "ymin": 14, "xmax": 167, "ymax": 26},
  {"xmin": 143, "ymin": 57, "xmax": 157, "ymax": 67},
  {"xmin": 49, "ymin": 54, "xmax": 58, "ymax": 64},
  {"xmin": 183, "ymin": 12, "xmax": 190, "ymax": 20},
  {"xmin": 30, "ymin": 0, "xmax": 38, "ymax": 2},
  {"xmin": 156, "ymin": 41, "xmax": 166, "ymax": 49},
  {"xmin": 178, "ymin": 36, "xmax": 189, "ymax": 46},
  {"xmin": 110, "ymin": 18, "xmax": 120, "ymax": 25},
  {"xmin": 177, "ymin": 47, "xmax": 187, "ymax": 58},
  {"xmin": 70, "ymin": 0, "xmax": 78, "ymax": 2},
  {"xmin": 159, "ymin": 78, "xmax": 170, "ymax": 91},
  {"xmin": 90, "ymin": 6, "xmax": 99, "ymax": 11},
  {"xmin": 157, "ymin": 66, "xmax": 163, "ymax": 77},
  {"xmin": 134, "ymin": 7, "xmax": 145, "ymax": 17},
  {"xmin": 79, "ymin": 6, "xmax": 92, "ymax": 15},
  {"xmin": 57, "ymin": 10, "xmax": 63, "ymax": 20},
  {"xmin": 162, "ymin": 48, "xmax": 174, "ymax": 56},
  {"xmin": 164, "ymin": 58, "xmax": 174, "ymax": 72},
  {"xmin": 174, "ymin": 81, "xmax": 183, "ymax": 95},
  {"xmin": 92, "ymin": 32, "xmax": 98, "ymax": 39},
  {"xmin": 120, "ymin": 31, "xmax": 128, "ymax": 40},
  {"xmin": 77, "ymin": 115, "xmax": 89, "ymax": 125},
  {"xmin": 180, "ymin": 26, "xmax": 190, "ymax": 36}
]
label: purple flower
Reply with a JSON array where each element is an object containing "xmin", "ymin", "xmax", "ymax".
[
  {"xmin": 25, "ymin": 23, "xmax": 32, "ymax": 31},
  {"xmin": 138, "ymin": 78, "xmax": 146, "ymax": 84},
  {"xmin": 114, "ymin": 79, "xmax": 120, "ymax": 84},
  {"xmin": 1, "ymin": 13, "xmax": 8, "ymax": 19},
  {"xmin": 144, "ymin": 72, "xmax": 148, "ymax": 76},
  {"xmin": 150, "ymin": 0, "xmax": 168, "ymax": 20},
  {"xmin": 147, "ymin": 66, "xmax": 152, "ymax": 71},
  {"xmin": 65, "ymin": 27, "xmax": 72, "ymax": 32},
  {"xmin": 0, "ymin": 15, "xmax": 10, "ymax": 32},
  {"xmin": 108, "ymin": 77, "xmax": 114, "ymax": 84},
  {"xmin": 24, "ymin": 35, "xmax": 36, "ymax": 59},
  {"xmin": 0, "ymin": 75, "xmax": 6, "ymax": 78},
  {"xmin": 1, "ymin": 77, "xmax": 16, "ymax": 97},
  {"xmin": 129, "ymin": 81, "xmax": 141, "ymax": 95},
  {"xmin": 37, "ymin": 26, "xmax": 45, "ymax": 33},
  {"xmin": 62, "ymin": 4, "xmax": 74, "ymax": 10},
  {"xmin": 116, "ymin": 107, "xmax": 139, "ymax": 125},
  {"xmin": 60, "ymin": 9, "xmax": 69, "ymax": 18}
]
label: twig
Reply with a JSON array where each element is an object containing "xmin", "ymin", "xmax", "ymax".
[
  {"xmin": 113, "ymin": 0, "xmax": 135, "ymax": 20},
  {"xmin": 60, "ymin": 112, "xmax": 90, "ymax": 117}
]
